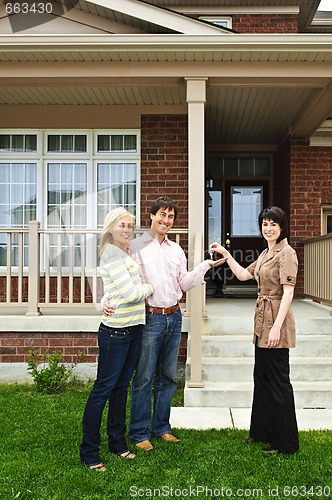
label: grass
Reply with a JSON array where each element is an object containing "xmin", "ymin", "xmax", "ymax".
[{"xmin": 0, "ymin": 384, "xmax": 331, "ymax": 500}]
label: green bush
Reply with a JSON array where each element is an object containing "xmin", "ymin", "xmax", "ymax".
[{"xmin": 27, "ymin": 350, "xmax": 80, "ymax": 394}]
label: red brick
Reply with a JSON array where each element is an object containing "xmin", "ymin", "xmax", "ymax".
[{"xmin": 50, "ymin": 338, "xmax": 73, "ymax": 347}]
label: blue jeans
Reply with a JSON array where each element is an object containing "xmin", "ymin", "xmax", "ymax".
[
  {"xmin": 129, "ymin": 309, "xmax": 182, "ymax": 443},
  {"xmin": 80, "ymin": 322, "xmax": 142, "ymax": 467}
]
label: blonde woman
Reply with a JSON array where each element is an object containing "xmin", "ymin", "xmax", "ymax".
[{"xmin": 80, "ymin": 208, "xmax": 153, "ymax": 471}]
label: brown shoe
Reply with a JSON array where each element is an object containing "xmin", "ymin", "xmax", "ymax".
[
  {"xmin": 135, "ymin": 440, "xmax": 153, "ymax": 451},
  {"xmin": 160, "ymin": 433, "xmax": 180, "ymax": 443}
]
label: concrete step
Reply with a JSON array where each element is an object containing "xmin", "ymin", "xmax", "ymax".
[
  {"xmin": 184, "ymin": 381, "xmax": 332, "ymax": 409},
  {"xmin": 188, "ymin": 334, "xmax": 332, "ymax": 358},
  {"xmin": 199, "ymin": 318, "xmax": 332, "ymax": 336},
  {"xmin": 186, "ymin": 356, "xmax": 332, "ymax": 382}
]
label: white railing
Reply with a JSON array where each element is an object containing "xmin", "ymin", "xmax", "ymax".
[
  {"xmin": 0, "ymin": 221, "xmax": 188, "ymax": 316},
  {"xmin": 304, "ymin": 233, "xmax": 332, "ymax": 306}
]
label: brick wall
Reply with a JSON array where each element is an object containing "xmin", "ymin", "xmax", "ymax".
[
  {"xmin": 232, "ymin": 14, "xmax": 298, "ymax": 33},
  {"xmin": 290, "ymin": 137, "xmax": 332, "ymax": 295},
  {"xmin": 0, "ymin": 331, "xmax": 188, "ymax": 366},
  {"xmin": 0, "ymin": 332, "xmax": 98, "ymax": 363},
  {"xmin": 140, "ymin": 114, "xmax": 188, "ymax": 228}
]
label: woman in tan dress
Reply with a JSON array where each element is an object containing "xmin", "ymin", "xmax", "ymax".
[{"xmin": 210, "ymin": 206, "xmax": 299, "ymax": 455}]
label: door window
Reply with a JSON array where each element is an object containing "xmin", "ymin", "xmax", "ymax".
[{"xmin": 231, "ymin": 186, "xmax": 262, "ymax": 237}]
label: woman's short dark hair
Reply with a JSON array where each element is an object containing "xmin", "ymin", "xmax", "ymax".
[
  {"xmin": 258, "ymin": 206, "xmax": 288, "ymax": 243},
  {"xmin": 150, "ymin": 196, "xmax": 178, "ymax": 221}
]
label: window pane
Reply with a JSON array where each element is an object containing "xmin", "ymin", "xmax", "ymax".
[
  {"xmin": 239, "ymin": 158, "xmax": 254, "ymax": 177},
  {"xmin": 25, "ymin": 135, "xmax": 37, "ymax": 152},
  {"xmin": 97, "ymin": 162, "xmax": 137, "ymax": 227},
  {"xmin": 111, "ymin": 184, "xmax": 123, "ymax": 205},
  {"xmin": 327, "ymin": 215, "xmax": 332, "ymax": 234},
  {"xmin": 124, "ymin": 184, "xmax": 136, "ymax": 205},
  {"xmin": 0, "ymin": 135, "xmax": 10, "ymax": 151},
  {"xmin": 48, "ymin": 135, "xmax": 60, "ymax": 152},
  {"xmin": 98, "ymin": 163, "xmax": 110, "ymax": 184},
  {"xmin": 232, "ymin": 187, "xmax": 262, "ymax": 237},
  {"xmin": 97, "ymin": 135, "xmax": 110, "ymax": 152},
  {"xmin": 123, "ymin": 163, "xmax": 136, "ymax": 182},
  {"xmin": 0, "ymin": 185, "xmax": 10, "ymax": 204},
  {"xmin": 74, "ymin": 135, "xmax": 86, "ymax": 152},
  {"xmin": 208, "ymin": 190, "xmax": 222, "ymax": 245},
  {"xmin": 224, "ymin": 158, "xmax": 238, "ymax": 177},
  {"xmin": 11, "ymin": 163, "xmax": 24, "ymax": 182},
  {"xmin": 0, "ymin": 163, "xmax": 36, "ymax": 229},
  {"xmin": 0, "ymin": 163, "xmax": 10, "ymax": 182},
  {"xmin": 124, "ymin": 135, "xmax": 137, "ymax": 151},
  {"xmin": 12, "ymin": 135, "xmax": 24, "ymax": 152},
  {"xmin": 111, "ymin": 163, "xmax": 123, "ymax": 184},
  {"xmin": 47, "ymin": 163, "xmax": 87, "ymax": 228},
  {"xmin": 61, "ymin": 135, "xmax": 73, "ymax": 152},
  {"xmin": 111, "ymin": 135, "xmax": 123, "ymax": 151},
  {"xmin": 255, "ymin": 158, "xmax": 270, "ymax": 176}
]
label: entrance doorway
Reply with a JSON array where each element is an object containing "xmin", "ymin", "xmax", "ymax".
[{"xmin": 206, "ymin": 155, "xmax": 272, "ymax": 296}]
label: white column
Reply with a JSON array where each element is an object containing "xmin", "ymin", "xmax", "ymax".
[
  {"xmin": 185, "ymin": 78, "xmax": 207, "ymax": 388},
  {"xmin": 186, "ymin": 78, "xmax": 207, "ymax": 271}
]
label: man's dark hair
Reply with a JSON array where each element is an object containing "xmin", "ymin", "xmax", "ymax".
[
  {"xmin": 150, "ymin": 196, "xmax": 178, "ymax": 221},
  {"xmin": 258, "ymin": 206, "xmax": 288, "ymax": 243}
]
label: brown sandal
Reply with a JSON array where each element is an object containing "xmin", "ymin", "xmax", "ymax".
[
  {"xmin": 88, "ymin": 463, "xmax": 106, "ymax": 471},
  {"xmin": 119, "ymin": 451, "xmax": 136, "ymax": 459}
]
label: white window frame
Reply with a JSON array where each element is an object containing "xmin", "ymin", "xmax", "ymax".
[
  {"xmin": 321, "ymin": 205, "xmax": 332, "ymax": 235},
  {"xmin": 0, "ymin": 129, "xmax": 41, "ymax": 158},
  {"xmin": 199, "ymin": 16, "xmax": 232, "ymax": 29},
  {"xmin": 0, "ymin": 128, "xmax": 141, "ymax": 271}
]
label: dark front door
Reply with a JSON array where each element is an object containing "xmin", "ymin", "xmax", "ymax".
[{"xmin": 223, "ymin": 180, "xmax": 269, "ymax": 286}]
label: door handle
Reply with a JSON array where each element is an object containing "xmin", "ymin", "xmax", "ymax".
[{"xmin": 225, "ymin": 232, "xmax": 231, "ymax": 250}]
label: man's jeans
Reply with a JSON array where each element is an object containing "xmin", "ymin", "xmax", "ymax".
[
  {"xmin": 129, "ymin": 308, "xmax": 182, "ymax": 443},
  {"xmin": 80, "ymin": 323, "xmax": 142, "ymax": 467}
]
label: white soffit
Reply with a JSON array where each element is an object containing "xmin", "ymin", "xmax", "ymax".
[
  {"xmin": 84, "ymin": 0, "xmax": 229, "ymax": 34},
  {"xmin": 310, "ymin": 119, "xmax": 332, "ymax": 146}
]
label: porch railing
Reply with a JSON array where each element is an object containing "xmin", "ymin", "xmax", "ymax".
[
  {"xmin": 303, "ymin": 233, "xmax": 332, "ymax": 306},
  {"xmin": 0, "ymin": 221, "xmax": 188, "ymax": 316}
]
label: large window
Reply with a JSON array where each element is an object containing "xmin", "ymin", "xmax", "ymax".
[{"xmin": 0, "ymin": 129, "xmax": 140, "ymax": 266}]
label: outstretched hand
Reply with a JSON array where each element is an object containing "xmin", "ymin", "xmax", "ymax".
[
  {"xmin": 209, "ymin": 242, "xmax": 228, "ymax": 258},
  {"xmin": 207, "ymin": 257, "xmax": 227, "ymax": 268}
]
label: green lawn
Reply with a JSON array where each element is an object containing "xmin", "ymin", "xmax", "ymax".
[{"xmin": 1, "ymin": 384, "xmax": 331, "ymax": 500}]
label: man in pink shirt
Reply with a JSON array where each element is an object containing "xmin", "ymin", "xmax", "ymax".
[
  {"xmin": 105, "ymin": 197, "xmax": 224, "ymax": 451},
  {"xmin": 104, "ymin": 197, "xmax": 225, "ymax": 451}
]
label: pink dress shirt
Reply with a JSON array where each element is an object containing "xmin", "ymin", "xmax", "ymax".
[{"xmin": 130, "ymin": 232, "xmax": 210, "ymax": 308}]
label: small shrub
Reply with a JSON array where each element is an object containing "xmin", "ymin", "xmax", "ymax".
[{"xmin": 27, "ymin": 350, "xmax": 81, "ymax": 394}]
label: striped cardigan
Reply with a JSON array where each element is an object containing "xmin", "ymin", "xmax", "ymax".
[{"xmin": 100, "ymin": 244, "xmax": 153, "ymax": 328}]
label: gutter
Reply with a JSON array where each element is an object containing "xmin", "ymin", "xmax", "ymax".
[{"xmin": 1, "ymin": 34, "xmax": 332, "ymax": 52}]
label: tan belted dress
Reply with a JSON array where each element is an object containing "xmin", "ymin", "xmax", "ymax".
[{"xmin": 246, "ymin": 238, "xmax": 298, "ymax": 348}]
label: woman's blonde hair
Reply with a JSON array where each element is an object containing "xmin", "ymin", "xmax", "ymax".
[{"xmin": 99, "ymin": 207, "xmax": 135, "ymax": 256}]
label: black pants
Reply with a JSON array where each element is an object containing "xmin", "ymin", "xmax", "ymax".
[{"xmin": 249, "ymin": 346, "xmax": 299, "ymax": 453}]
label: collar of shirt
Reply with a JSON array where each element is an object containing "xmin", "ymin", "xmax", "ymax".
[{"xmin": 137, "ymin": 231, "xmax": 172, "ymax": 247}]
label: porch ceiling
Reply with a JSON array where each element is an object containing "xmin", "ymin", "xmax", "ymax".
[{"xmin": 0, "ymin": 33, "xmax": 332, "ymax": 144}]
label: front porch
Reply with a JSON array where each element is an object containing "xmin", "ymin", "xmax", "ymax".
[{"xmin": 1, "ymin": 298, "xmax": 331, "ymax": 414}]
